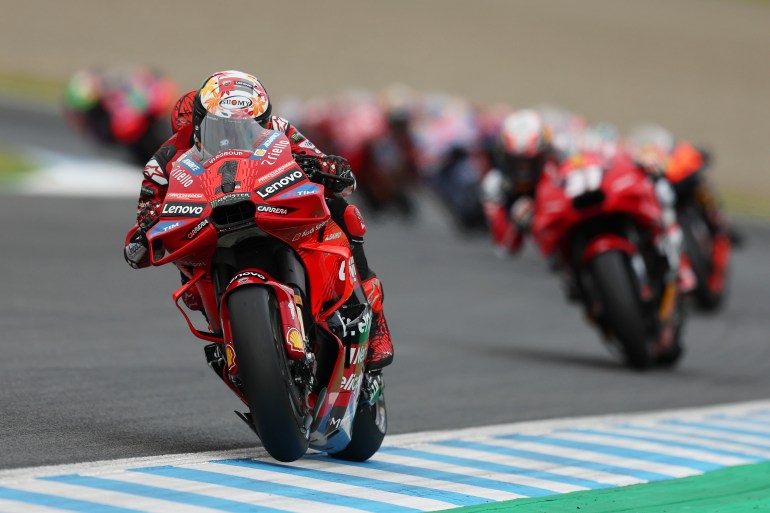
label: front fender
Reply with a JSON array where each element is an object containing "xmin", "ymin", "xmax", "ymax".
[
  {"xmin": 580, "ymin": 234, "xmax": 637, "ymax": 268},
  {"xmin": 220, "ymin": 269, "xmax": 308, "ymax": 373}
]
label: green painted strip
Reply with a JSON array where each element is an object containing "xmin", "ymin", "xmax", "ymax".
[{"xmin": 440, "ymin": 461, "xmax": 770, "ymax": 513}]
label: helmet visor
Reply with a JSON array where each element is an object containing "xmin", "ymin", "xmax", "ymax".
[{"xmin": 199, "ymin": 112, "xmax": 262, "ymax": 159}]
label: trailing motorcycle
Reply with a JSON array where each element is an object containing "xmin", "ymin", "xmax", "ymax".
[
  {"xmin": 665, "ymin": 144, "xmax": 732, "ymax": 311},
  {"xmin": 531, "ymin": 152, "xmax": 686, "ymax": 369},
  {"xmin": 145, "ymin": 128, "xmax": 386, "ymax": 462}
]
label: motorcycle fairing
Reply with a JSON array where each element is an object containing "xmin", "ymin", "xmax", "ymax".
[
  {"xmin": 533, "ymin": 153, "xmax": 662, "ymax": 257},
  {"xmin": 147, "ymin": 128, "xmax": 374, "ymax": 455}
]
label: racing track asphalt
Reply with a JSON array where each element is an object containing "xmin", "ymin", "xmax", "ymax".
[{"xmin": 1, "ymin": 186, "xmax": 769, "ymax": 469}]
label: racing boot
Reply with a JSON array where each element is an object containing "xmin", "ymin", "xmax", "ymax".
[{"xmin": 362, "ymin": 276, "xmax": 394, "ymax": 370}]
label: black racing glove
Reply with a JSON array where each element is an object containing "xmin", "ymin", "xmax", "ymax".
[
  {"xmin": 137, "ymin": 201, "xmax": 162, "ymax": 231},
  {"xmin": 124, "ymin": 201, "xmax": 161, "ymax": 269},
  {"xmin": 318, "ymin": 155, "xmax": 356, "ymax": 196},
  {"xmin": 124, "ymin": 230, "xmax": 150, "ymax": 269}
]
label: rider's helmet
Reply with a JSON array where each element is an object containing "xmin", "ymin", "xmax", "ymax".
[
  {"xmin": 192, "ymin": 70, "xmax": 272, "ymax": 156},
  {"xmin": 626, "ymin": 124, "xmax": 675, "ymax": 176},
  {"xmin": 497, "ymin": 109, "xmax": 552, "ymax": 191}
]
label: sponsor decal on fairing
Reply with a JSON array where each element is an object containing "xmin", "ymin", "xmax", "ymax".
[
  {"xmin": 228, "ymin": 271, "xmax": 267, "ymax": 286},
  {"xmin": 186, "ymin": 218, "xmax": 209, "ymax": 239},
  {"xmin": 256, "ymin": 161, "xmax": 296, "ymax": 184},
  {"xmin": 204, "ymin": 150, "xmax": 252, "ymax": 167},
  {"xmin": 256, "ymin": 204, "xmax": 296, "ymax": 215},
  {"xmin": 148, "ymin": 221, "xmax": 183, "ymax": 237},
  {"xmin": 290, "ymin": 220, "xmax": 329, "ymax": 242},
  {"xmin": 161, "ymin": 202, "xmax": 206, "ymax": 218},
  {"xmin": 277, "ymin": 182, "xmax": 320, "ymax": 200},
  {"xmin": 210, "ymin": 193, "xmax": 251, "ymax": 207},
  {"xmin": 167, "ymin": 192, "xmax": 204, "ymax": 199},
  {"xmin": 255, "ymin": 169, "xmax": 305, "ymax": 200},
  {"xmin": 170, "ymin": 166, "xmax": 194, "ymax": 187},
  {"xmin": 178, "ymin": 157, "xmax": 205, "ymax": 176},
  {"xmin": 286, "ymin": 327, "xmax": 304, "ymax": 351},
  {"xmin": 249, "ymin": 131, "xmax": 282, "ymax": 160},
  {"xmin": 259, "ymin": 140, "xmax": 291, "ymax": 166}
]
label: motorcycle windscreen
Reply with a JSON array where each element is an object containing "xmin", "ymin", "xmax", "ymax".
[{"xmin": 198, "ymin": 113, "xmax": 264, "ymax": 160}]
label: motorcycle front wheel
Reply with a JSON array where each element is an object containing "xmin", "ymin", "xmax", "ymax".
[
  {"xmin": 591, "ymin": 251, "xmax": 655, "ymax": 370},
  {"xmin": 228, "ymin": 286, "xmax": 309, "ymax": 462}
]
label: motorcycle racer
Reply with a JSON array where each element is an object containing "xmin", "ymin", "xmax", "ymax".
[
  {"xmin": 63, "ymin": 67, "xmax": 178, "ymax": 164},
  {"xmin": 124, "ymin": 70, "xmax": 393, "ymax": 370},
  {"xmin": 480, "ymin": 109, "xmax": 560, "ymax": 255}
]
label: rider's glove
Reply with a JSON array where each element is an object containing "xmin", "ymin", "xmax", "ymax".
[
  {"xmin": 124, "ymin": 230, "xmax": 150, "ymax": 269},
  {"xmin": 510, "ymin": 196, "xmax": 534, "ymax": 233},
  {"xmin": 137, "ymin": 201, "xmax": 162, "ymax": 231},
  {"xmin": 125, "ymin": 201, "xmax": 161, "ymax": 269},
  {"xmin": 319, "ymin": 155, "xmax": 356, "ymax": 197}
]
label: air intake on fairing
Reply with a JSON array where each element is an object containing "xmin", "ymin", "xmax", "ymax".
[{"xmin": 211, "ymin": 201, "xmax": 256, "ymax": 232}]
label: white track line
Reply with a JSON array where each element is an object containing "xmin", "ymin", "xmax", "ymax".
[
  {"xmin": 266, "ymin": 456, "xmax": 523, "ymax": 501},
  {"xmin": 410, "ymin": 443, "xmax": 644, "ymax": 486},
  {"xmin": 642, "ymin": 423, "xmax": 770, "ymax": 449},
  {"xmin": 587, "ymin": 425, "xmax": 770, "ymax": 459},
  {"xmin": 475, "ymin": 438, "xmax": 699, "ymax": 478},
  {"xmin": 83, "ymin": 470, "xmax": 369, "ymax": 513},
  {"xmin": 548, "ymin": 431, "xmax": 752, "ymax": 466},
  {"xmin": 370, "ymin": 450, "xmax": 587, "ymax": 494},
  {"xmin": 2, "ymin": 480, "xmax": 225, "ymax": 513},
  {"xmin": 199, "ymin": 461, "xmax": 457, "ymax": 511},
  {"xmin": 0, "ymin": 498, "xmax": 69, "ymax": 513}
]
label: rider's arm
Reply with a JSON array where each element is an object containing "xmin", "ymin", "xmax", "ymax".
[
  {"xmin": 267, "ymin": 116, "xmax": 355, "ymax": 197},
  {"xmin": 267, "ymin": 115, "xmax": 324, "ymax": 158}
]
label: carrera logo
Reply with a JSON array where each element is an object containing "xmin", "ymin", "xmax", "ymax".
[
  {"xmin": 161, "ymin": 202, "xmax": 206, "ymax": 218},
  {"xmin": 219, "ymin": 96, "xmax": 253, "ymax": 110},
  {"xmin": 256, "ymin": 205, "xmax": 295, "ymax": 215},
  {"xmin": 186, "ymin": 218, "xmax": 209, "ymax": 239},
  {"xmin": 255, "ymin": 169, "xmax": 304, "ymax": 200}
]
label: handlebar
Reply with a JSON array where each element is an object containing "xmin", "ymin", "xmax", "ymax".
[{"xmin": 293, "ymin": 155, "xmax": 355, "ymax": 186}]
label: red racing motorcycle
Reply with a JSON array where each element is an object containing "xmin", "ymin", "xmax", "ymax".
[
  {"xmin": 145, "ymin": 128, "xmax": 386, "ymax": 462},
  {"xmin": 531, "ymin": 152, "xmax": 686, "ymax": 369}
]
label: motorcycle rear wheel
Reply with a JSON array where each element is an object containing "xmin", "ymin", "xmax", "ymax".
[
  {"xmin": 329, "ymin": 387, "xmax": 387, "ymax": 462},
  {"xmin": 682, "ymin": 212, "xmax": 726, "ymax": 311},
  {"xmin": 228, "ymin": 286, "xmax": 309, "ymax": 462},
  {"xmin": 591, "ymin": 251, "xmax": 655, "ymax": 370}
]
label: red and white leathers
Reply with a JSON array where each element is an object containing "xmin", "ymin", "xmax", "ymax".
[
  {"xmin": 125, "ymin": 91, "xmax": 394, "ymax": 369},
  {"xmin": 480, "ymin": 155, "xmax": 559, "ymax": 255}
]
